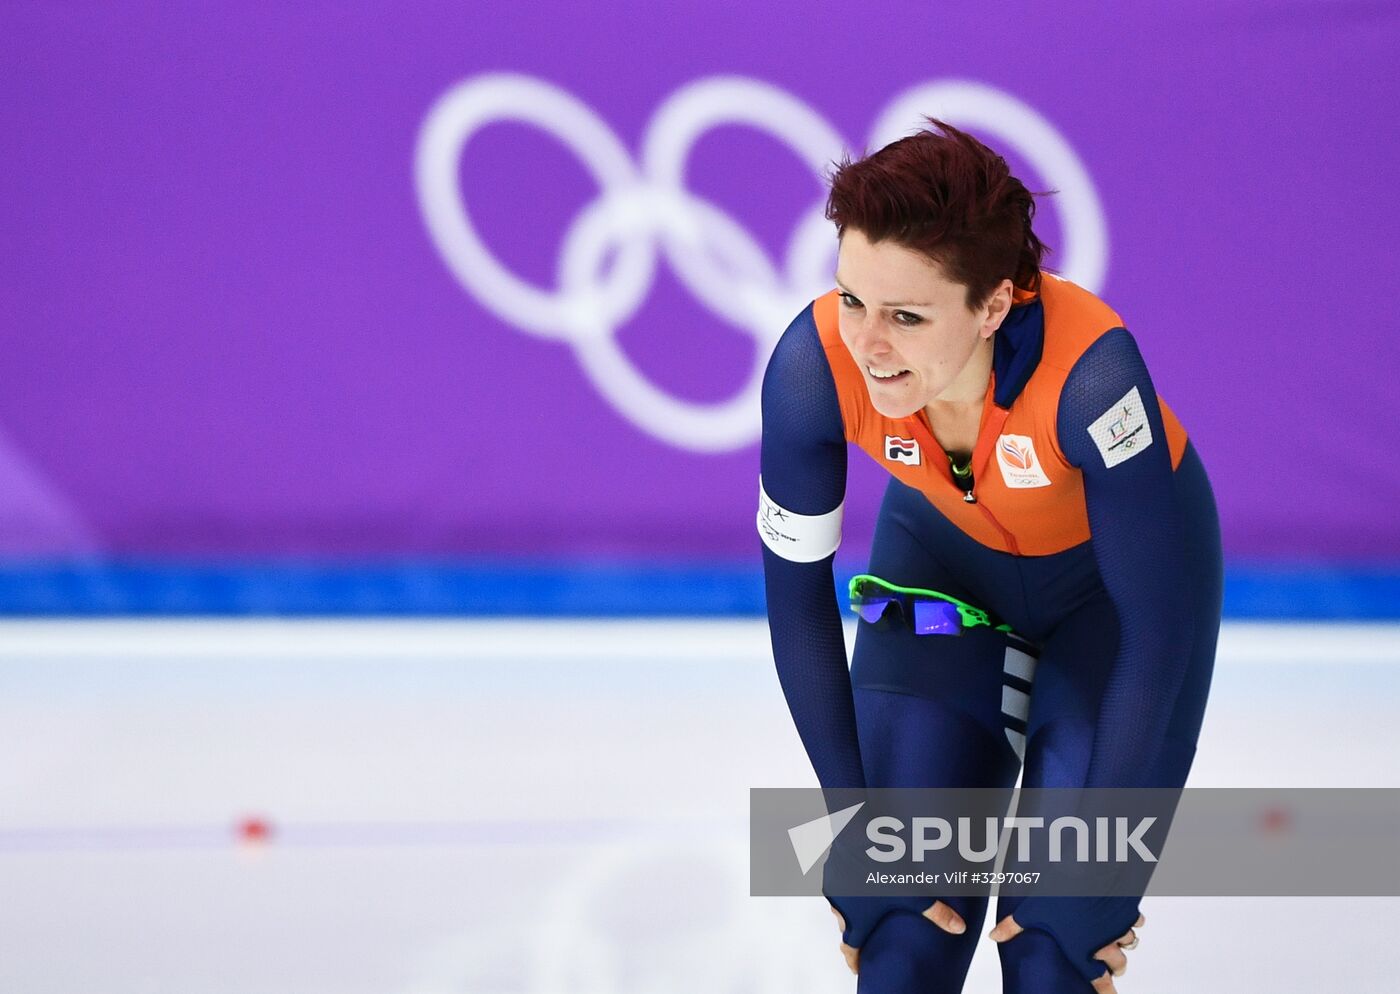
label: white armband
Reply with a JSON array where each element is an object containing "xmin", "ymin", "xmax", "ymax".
[{"xmin": 756, "ymin": 476, "xmax": 842, "ymax": 563}]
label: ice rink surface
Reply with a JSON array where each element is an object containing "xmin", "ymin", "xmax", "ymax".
[{"xmin": 0, "ymin": 619, "xmax": 1397, "ymax": 994}]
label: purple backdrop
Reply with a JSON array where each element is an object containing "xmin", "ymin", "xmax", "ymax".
[{"xmin": 3, "ymin": 1, "xmax": 1397, "ymax": 563}]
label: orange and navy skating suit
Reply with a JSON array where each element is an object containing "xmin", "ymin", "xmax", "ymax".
[{"xmin": 757, "ymin": 274, "xmax": 1221, "ymax": 988}]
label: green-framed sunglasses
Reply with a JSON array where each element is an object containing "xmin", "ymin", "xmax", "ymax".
[{"xmin": 848, "ymin": 573, "xmax": 1012, "ymax": 636}]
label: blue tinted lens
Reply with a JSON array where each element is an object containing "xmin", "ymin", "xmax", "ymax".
[
  {"xmin": 912, "ymin": 599, "xmax": 962, "ymax": 635},
  {"xmin": 854, "ymin": 596, "xmax": 895, "ymax": 624}
]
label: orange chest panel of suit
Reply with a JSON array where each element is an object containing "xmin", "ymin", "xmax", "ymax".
[{"xmin": 812, "ymin": 275, "xmax": 1188, "ymax": 557}]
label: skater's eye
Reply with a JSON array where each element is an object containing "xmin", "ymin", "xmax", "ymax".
[
  {"xmin": 892, "ymin": 310, "xmax": 924, "ymax": 327},
  {"xmin": 839, "ymin": 292, "xmax": 864, "ymax": 310}
]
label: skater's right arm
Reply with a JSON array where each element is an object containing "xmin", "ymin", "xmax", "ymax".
[
  {"xmin": 757, "ymin": 304, "xmax": 866, "ymax": 792},
  {"xmin": 758, "ymin": 305, "xmax": 970, "ymax": 962}
]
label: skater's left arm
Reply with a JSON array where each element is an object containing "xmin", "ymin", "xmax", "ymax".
[{"xmin": 1057, "ymin": 325, "xmax": 1194, "ymax": 788}]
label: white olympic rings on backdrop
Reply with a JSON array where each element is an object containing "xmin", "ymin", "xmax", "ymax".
[{"xmin": 414, "ymin": 74, "xmax": 1108, "ymax": 452}]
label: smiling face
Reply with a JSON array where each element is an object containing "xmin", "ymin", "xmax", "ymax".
[{"xmin": 835, "ymin": 228, "xmax": 1014, "ymax": 419}]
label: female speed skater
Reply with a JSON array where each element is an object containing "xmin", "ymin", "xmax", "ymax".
[{"xmin": 757, "ymin": 119, "xmax": 1220, "ymax": 992}]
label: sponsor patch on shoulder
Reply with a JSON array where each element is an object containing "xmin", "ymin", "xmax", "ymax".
[{"xmin": 1087, "ymin": 385, "xmax": 1154, "ymax": 468}]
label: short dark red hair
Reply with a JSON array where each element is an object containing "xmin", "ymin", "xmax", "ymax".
[{"xmin": 825, "ymin": 118, "xmax": 1048, "ymax": 310}]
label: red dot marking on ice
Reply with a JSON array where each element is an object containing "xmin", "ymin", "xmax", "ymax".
[
  {"xmin": 237, "ymin": 817, "xmax": 274, "ymax": 845},
  {"xmin": 1258, "ymin": 805, "xmax": 1292, "ymax": 834}
]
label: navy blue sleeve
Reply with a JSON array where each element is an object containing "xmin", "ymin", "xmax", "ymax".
[
  {"xmin": 1056, "ymin": 327, "xmax": 1194, "ymax": 788},
  {"xmin": 1009, "ymin": 328, "xmax": 1194, "ymax": 984},
  {"xmin": 758, "ymin": 304, "xmax": 866, "ymax": 791}
]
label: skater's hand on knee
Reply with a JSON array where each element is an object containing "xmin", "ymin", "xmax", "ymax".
[
  {"xmin": 989, "ymin": 912, "xmax": 1146, "ymax": 992},
  {"xmin": 830, "ymin": 900, "xmax": 966, "ymax": 975},
  {"xmin": 987, "ymin": 911, "xmax": 1023, "ymax": 944},
  {"xmin": 830, "ymin": 906, "xmax": 861, "ymax": 974},
  {"xmin": 923, "ymin": 898, "xmax": 967, "ymax": 936},
  {"xmin": 1088, "ymin": 913, "xmax": 1145, "ymax": 991}
]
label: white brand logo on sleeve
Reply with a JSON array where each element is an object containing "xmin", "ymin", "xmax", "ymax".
[
  {"xmin": 1087, "ymin": 386, "xmax": 1154, "ymax": 468},
  {"xmin": 757, "ymin": 477, "xmax": 843, "ymax": 563},
  {"xmin": 884, "ymin": 435, "xmax": 921, "ymax": 466},
  {"xmin": 995, "ymin": 434, "xmax": 1052, "ymax": 488}
]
